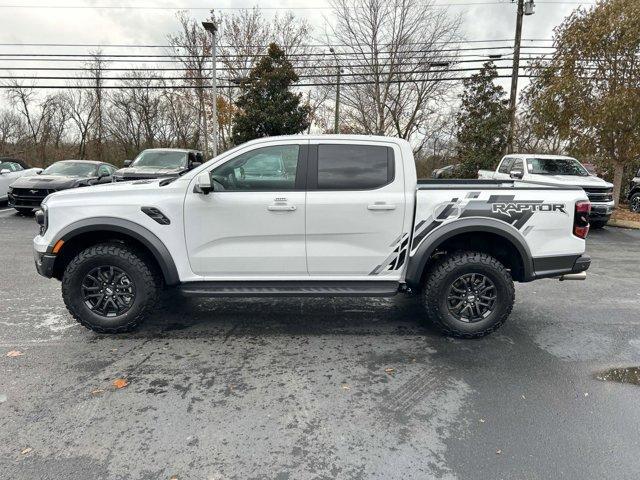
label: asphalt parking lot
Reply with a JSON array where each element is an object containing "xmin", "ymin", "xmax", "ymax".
[{"xmin": 1, "ymin": 205, "xmax": 639, "ymax": 480}]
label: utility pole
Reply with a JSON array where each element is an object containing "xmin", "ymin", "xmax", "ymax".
[
  {"xmin": 507, "ymin": 0, "xmax": 535, "ymax": 153},
  {"xmin": 202, "ymin": 20, "xmax": 218, "ymax": 158},
  {"xmin": 329, "ymin": 47, "xmax": 342, "ymax": 134}
]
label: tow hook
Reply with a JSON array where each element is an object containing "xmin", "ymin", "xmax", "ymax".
[{"xmin": 559, "ymin": 272, "xmax": 587, "ymax": 281}]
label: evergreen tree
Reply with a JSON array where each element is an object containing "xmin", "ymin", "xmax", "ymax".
[
  {"xmin": 455, "ymin": 62, "xmax": 510, "ymax": 177},
  {"xmin": 232, "ymin": 43, "xmax": 311, "ymax": 144}
]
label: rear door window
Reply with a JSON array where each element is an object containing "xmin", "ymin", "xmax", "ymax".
[{"xmin": 315, "ymin": 144, "xmax": 394, "ymax": 190}]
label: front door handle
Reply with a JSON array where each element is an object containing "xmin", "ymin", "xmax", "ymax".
[
  {"xmin": 268, "ymin": 204, "xmax": 297, "ymax": 211},
  {"xmin": 367, "ymin": 203, "xmax": 396, "ymax": 211}
]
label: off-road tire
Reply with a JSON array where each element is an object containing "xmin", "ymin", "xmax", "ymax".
[
  {"xmin": 590, "ymin": 220, "xmax": 608, "ymax": 229},
  {"xmin": 422, "ymin": 251, "xmax": 515, "ymax": 338},
  {"xmin": 62, "ymin": 243, "xmax": 161, "ymax": 333}
]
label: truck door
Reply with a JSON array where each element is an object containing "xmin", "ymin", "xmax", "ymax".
[
  {"xmin": 184, "ymin": 140, "xmax": 308, "ymax": 278},
  {"xmin": 305, "ymin": 141, "xmax": 405, "ymax": 278}
]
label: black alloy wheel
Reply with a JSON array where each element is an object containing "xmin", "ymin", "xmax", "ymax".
[
  {"xmin": 81, "ymin": 265, "xmax": 136, "ymax": 317},
  {"xmin": 446, "ymin": 273, "xmax": 497, "ymax": 323}
]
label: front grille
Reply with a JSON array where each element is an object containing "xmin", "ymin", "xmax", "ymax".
[
  {"xmin": 583, "ymin": 187, "xmax": 613, "ymax": 203},
  {"xmin": 9, "ymin": 188, "xmax": 53, "ymax": 207}
]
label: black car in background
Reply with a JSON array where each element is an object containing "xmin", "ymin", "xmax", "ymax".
[
  {"xmin": 112, "ymin": 148, "xmax": 203, "ymax": 182},
  {"xmin": 8, "ymin": 160, "xmax": 116, "ymax": 214},
  {"xmin": 629, "ymin": 168, "xmax": 640, "ymax": 213}
]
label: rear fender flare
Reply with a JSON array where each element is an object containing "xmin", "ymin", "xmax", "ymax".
[{"xmin": 405, "ymin": 217, "xmax": 534, "ymax": 287}]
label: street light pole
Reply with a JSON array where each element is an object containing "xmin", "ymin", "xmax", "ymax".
[
  {"xmin": 202, "ymin": 20, "xmax": 218, "ymax": 158},
  {"xmin": 507, "ymin": 0, "xmax": 534, "ymax": 153}
]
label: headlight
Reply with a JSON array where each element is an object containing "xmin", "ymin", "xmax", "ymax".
[
  {"xmin": 35, "ymin": 205, "xmax": 48, "ymax": 235},
  {"xmin": 7, "ymin": 186, "xmax": 13, "ymax": 194}
]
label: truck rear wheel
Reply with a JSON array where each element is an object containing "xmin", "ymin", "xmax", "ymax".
[
  {"xmin": 62, "ymin": 243, "xmax": 161, "ymax": 333},
  {"xmin": 422, "ymin": 251, "xmax": 514, "ymax": 338}
]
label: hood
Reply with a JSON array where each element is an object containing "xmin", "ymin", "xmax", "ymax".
[
  {"xmin": 113, "ymin": 166, "xmax": 184, "ymax": 178},
  {"xmin": 10, "ymin": 174, "xmax": 93, "ymax": 190},
  {"xmin": 526, "ymin": 173, "xmax": 613, "ymax": 189}
]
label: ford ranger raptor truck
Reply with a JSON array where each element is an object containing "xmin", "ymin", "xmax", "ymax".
[{"xmin": 33, "ymin": 136, "xmax": 592, "ymax": 338}]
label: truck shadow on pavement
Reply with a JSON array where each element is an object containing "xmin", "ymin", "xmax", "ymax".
[{"xmin": 105, "ymin": 294, "xmax": 447, "ymax": 340}]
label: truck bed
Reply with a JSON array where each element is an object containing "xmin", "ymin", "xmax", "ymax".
[{"xmin": 417, "ymin": 178, "xmax": 582, "ymax": 190}]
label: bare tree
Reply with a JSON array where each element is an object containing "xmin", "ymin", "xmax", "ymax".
[
  {"xmin": 62, "ymin": 81, "xmax": 97, "ymax": 159},
  {"xmin": 326, "ymin": 0, "xmax": 461, "ymax": 150},
  {"xmin": 0, "ymin": 109, "xmax": 25, "ymax": 155},
  {"xmin": 5, "ymin": 81, "xmax": 59, "ymax": 163},
  {"xmin": 167, "ymin": 12, "xmax": 210, "ymax": 155}
]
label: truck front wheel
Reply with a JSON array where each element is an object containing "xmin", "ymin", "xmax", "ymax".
[
  {"xmin": 61, "ymin": 243, "xmax": 161, "ymax": 333},
  {"xmin": 422, "ymin": 251, "xmax": 515, "ymax": 338}
]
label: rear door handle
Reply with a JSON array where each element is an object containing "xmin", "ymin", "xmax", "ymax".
[
  {"xmin": 367, "ymin": 203, "xmax": 396, "ymax": 211},
  {"xmin": 268, "ymin": 204, "xmax": 297, "ymax": 211}
]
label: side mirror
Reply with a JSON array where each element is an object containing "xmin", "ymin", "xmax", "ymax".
[
  {"xmin": 194, "ymin": 171, "xmax": 213, "ymax": 195},
  {"xmin": 36, "ymin": 169, "xmax": 42, "ymax": 174},
  {"xmin": 0, "ymin": 169, "xmax": 10, "ymax": 175},
  {"xmin": 190, "ymin": 161, "xmax": 202, "ymax": 169},
  {"xmin": 124, "ymin": 159, "xmax": 132, "ymax": 167},
  {"xmin": 510, "ymin": 169, "xmax": 524, "ymax": 180}
]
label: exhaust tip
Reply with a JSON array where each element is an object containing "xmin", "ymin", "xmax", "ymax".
[{"xmin": 559, "ymin": 271, "xmax": 587, "ymax": 281}]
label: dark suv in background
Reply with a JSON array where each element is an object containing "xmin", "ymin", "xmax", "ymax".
[
  {"xmin": 112, "ymin": 148, "xmax": 203, "ymax": 182},
  {"xmin": 629, "ymin": 168, "xmax": 640, "ymax": 213}
]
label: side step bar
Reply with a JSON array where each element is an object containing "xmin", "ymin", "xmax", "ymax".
[{"xmin": 178, "ymin": 281, "xmax": 400, "ymax": 298}]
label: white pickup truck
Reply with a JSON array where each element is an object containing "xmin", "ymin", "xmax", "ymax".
[
  {"xmin": 478, "ymin": 154, "xmax": 614, "ymax": 228},
  {"xmin": 33, "ymin": 136, "xmax": 591, "ymax": 338}
]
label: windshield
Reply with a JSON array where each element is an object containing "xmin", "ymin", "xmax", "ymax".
[
  {"xmin": 43, "ymin": 162, "xmax": 97, "ymax": 177},
  {"xmin": 132, "ymin": 151, "xmax": 188, "ymax": 169},
  {"xmin": 526, "ymin": 157, "xmax": 589, "ymax": 176}
]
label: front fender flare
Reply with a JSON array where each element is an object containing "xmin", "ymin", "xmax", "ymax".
[{"xmin": 50, "ymin": 217, "xmax": 180, "ymax": 285}]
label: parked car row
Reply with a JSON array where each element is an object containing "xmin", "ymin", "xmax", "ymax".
[{"xmin": 1, "ymin": 148, "xmax": 204, "ymax": 214}]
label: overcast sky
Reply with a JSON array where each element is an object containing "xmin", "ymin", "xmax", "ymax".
[{"xmin": 0, "ymin": 0, "xmax": 595, "ymax": 103}]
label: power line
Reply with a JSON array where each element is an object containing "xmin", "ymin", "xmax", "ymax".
[
  {"xmin": 0, "ymin": 45, "xmax": 555, "ymax": 61},
  {"xmin": 0, "ymin": 1, "xmax": 596, "ymax": 10},
  {"xmin": 0, "ymin": 55, "xmax": 555, "ymax": 72},
  {"xmin": 0, "ymin": 38, "xmax": 554, "ymax": 49},
  {"xmin": 0, "ymin": 74, "xmax": 604, "ymax": 90},
  {"xmin": 0, "ymin": 62, "xmax": 603, "ymax": 83}
]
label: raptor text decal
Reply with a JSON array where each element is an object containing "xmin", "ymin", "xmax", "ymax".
[{"xmin": 492, "ymin": 202, "xmax": 567, "ymax": 216}]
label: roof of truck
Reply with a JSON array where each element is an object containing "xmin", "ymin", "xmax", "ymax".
[
  {"xmin": 504, "ymin": 153, "xmax": 577, "ymax": 160},
  {"xmin": 141, "ymin": 148, "xmax": 202, "ymax": 154}
]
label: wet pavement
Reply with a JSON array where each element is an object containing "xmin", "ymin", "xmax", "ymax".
[{"xmin": 1, "ymin": 206, "xmax": 639, "ymax": 479}]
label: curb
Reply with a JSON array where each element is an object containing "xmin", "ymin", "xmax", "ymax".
[{"xmin": 608, "ymin": 219, "xmax": 640, "ymax": 230}]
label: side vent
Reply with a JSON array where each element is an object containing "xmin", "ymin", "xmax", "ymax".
[{"xmin": 141, "ymin": 207, "xmax": 171, "ymax": 225}]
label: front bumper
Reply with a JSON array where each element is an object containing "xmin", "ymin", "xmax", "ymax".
[
  {"xmin": 589, "ymin": 201, "xmax": 615, "ymax": 220},
  {"xmin": 34, "ymin": 250, "xmax": 56, "ymax": 278},
  {"xmin": 33, "ymin": 235, "xmax": 55, "ymax": 278}
]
